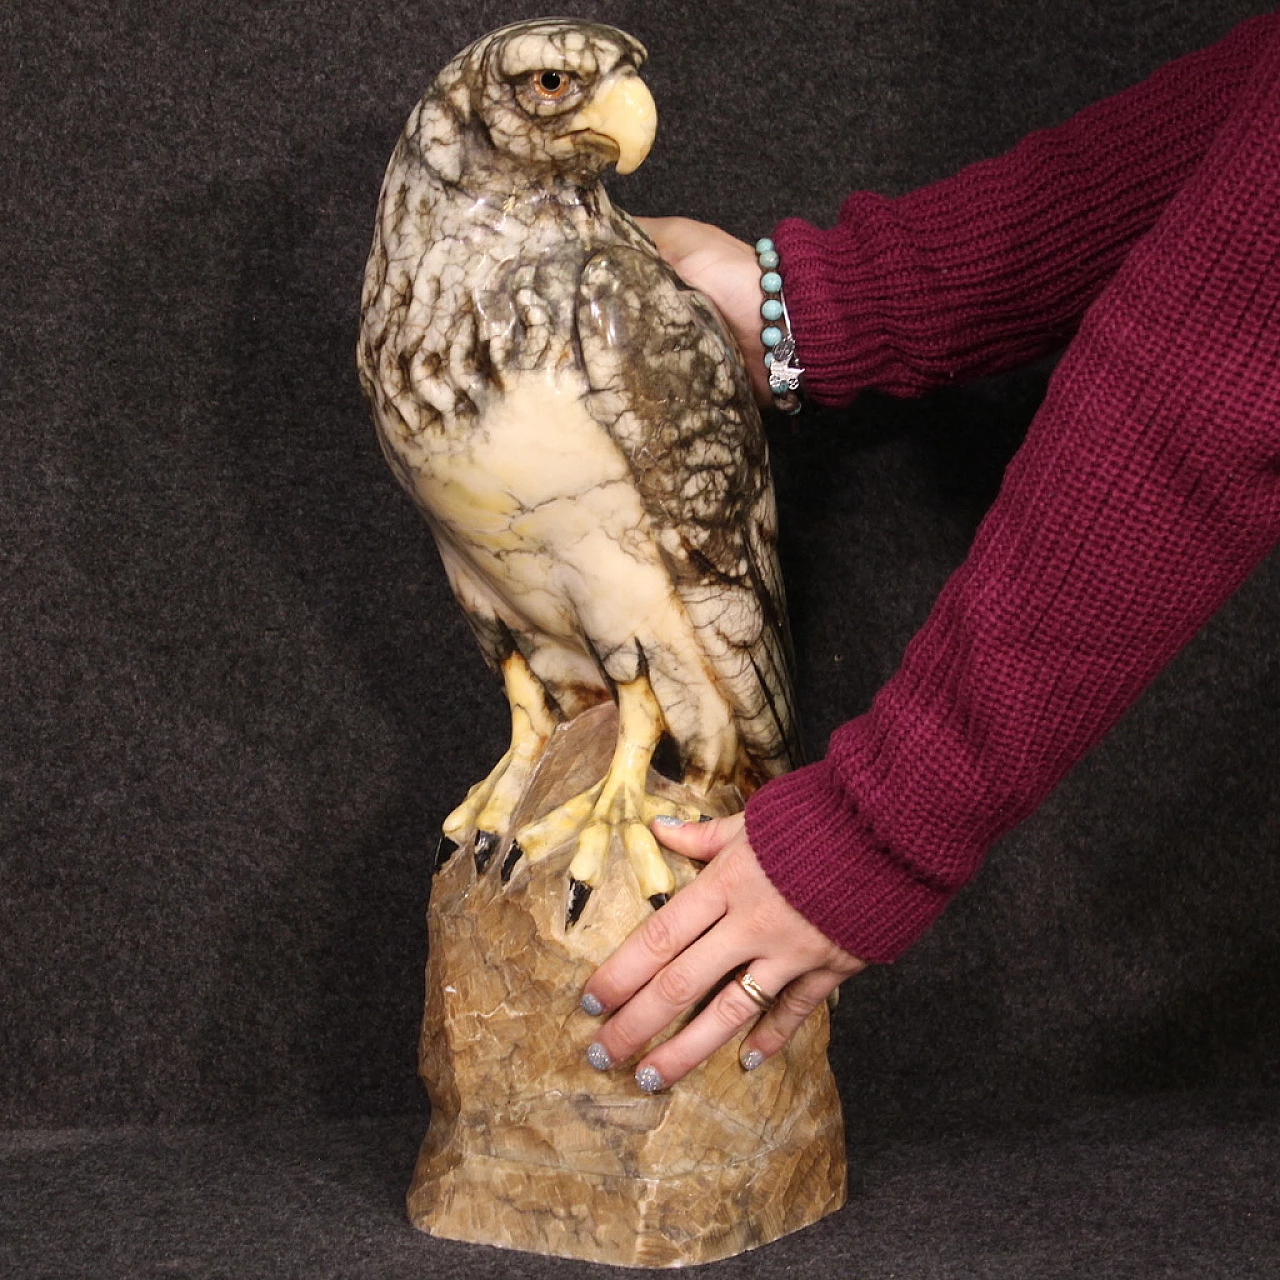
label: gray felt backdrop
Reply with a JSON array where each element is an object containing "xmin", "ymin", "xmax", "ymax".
[{"xmin": 2, "ymin": 1, "xmax": 1278, "ymax": 1276}]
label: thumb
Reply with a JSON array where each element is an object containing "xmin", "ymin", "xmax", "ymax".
[
  {"xmin": 651, "ymin": 812, "xmax": 743, "ymax": 863},
  {"xmin": 633, "ymin": 215, "xmax": 697, "ymax": 272}
]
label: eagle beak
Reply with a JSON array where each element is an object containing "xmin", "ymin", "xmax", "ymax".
[{"xmin": 578, "ymin": 72, "xmax": 657, "ymax": 175}]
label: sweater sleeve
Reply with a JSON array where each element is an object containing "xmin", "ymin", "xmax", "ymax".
[
  {"xmin": 746, "ymin": 18, "xmax": 1280, "ymax": 964},
  {"xmin": 773, "ymin": 12, "xmax": 1277, "ymax": 406}
]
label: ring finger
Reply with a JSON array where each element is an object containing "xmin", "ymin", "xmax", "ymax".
[
  {"xmin": 630, "ymin": 960, "xmax": 804, "ymax": 1092},
  {"xmin": 737, "ymin": 968, "xmax": 846, "ymax": 1072}
]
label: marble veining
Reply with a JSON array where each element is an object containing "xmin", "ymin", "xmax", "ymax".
[
  {"xmin": 358, "ymin": 23, "xmax": 844, "ymax": 1264},
  {"xmin": 358, "ymin": 18, "xmax": 801, "ymax": 919},
  {"xmin": 407, "ymin": 704, "xmax": 846, "ymax": 1267}
]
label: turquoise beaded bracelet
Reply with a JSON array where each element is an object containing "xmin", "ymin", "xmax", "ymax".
[{"xmin": 755, "ymin": 237, "xmax": 804, "ymax": 414}]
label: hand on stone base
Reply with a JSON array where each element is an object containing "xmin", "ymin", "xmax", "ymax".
[{"xmin": 579, "ymin": 813, "xmax": 865, "ymax": 1089}]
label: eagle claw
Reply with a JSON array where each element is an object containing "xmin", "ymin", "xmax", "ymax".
[
  {"xmin": 500, "ymin": 842, "xmax": 524, "ymax": 884},
  {"xmin": 566, "ymin": 878, "xmax": 593, "ymax": 927},
  {"xmin": 473, "ymin": 830, "xmax": 500, "ymax": 874}
]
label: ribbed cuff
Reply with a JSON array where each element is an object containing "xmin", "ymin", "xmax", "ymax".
[
  {"xmin": 744, "ymin": 757, "xmax": 956, "ymax": 964},
  {"xmin": 773, "ymin": 211, "xmax": 886, "ymax": 408}
]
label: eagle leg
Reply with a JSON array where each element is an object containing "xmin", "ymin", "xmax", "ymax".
[
  {"xmin": 441, "ymin": 651, "xmax": 559, "ymax": 857},
  {"xmin": 514, "ymin": 675, "xmax": 699, "ymax": 912}
]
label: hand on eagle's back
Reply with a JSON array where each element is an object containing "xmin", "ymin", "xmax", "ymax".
[{"xmin": 634, "ymin": 216, "xmax": 774, "ymax": 407}]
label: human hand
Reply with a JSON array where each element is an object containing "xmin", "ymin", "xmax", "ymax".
[
  {"xmin": 580, "ymin": 813, "xmax": 866, "ymax": 1091},
  {"xmin": 634, "ymin": 216, "xmax": 772, "ymax": 406}
]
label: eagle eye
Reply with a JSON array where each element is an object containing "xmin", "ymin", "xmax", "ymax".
[{"xmin": 531, "ymin": 69, "xmax": 572, "ymax": 100}]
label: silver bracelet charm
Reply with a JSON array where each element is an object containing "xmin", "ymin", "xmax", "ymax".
[{"xmin": 755, "ymin": 238, "xmax": 805, "ymax": 415}]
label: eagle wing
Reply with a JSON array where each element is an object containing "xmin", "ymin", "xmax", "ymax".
[{"xmin": 574, "ymin": 244, "xmax": 803, "ymax": 784}]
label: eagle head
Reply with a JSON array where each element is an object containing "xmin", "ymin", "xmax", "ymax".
[{"xmin": 409, "ymin": 19, "xmax": 657, "ymax": 188}]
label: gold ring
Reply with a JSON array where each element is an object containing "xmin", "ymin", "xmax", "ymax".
[{"xmin": 735, "ymin": 970, "xmax": 776, "ymax": 1013}]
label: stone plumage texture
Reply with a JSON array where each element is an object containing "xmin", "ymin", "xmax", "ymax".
[
  {"xmin": 358, "ymin": 19, "xmax": 799, "ymax": 910},
  {"xmin": 357, "ymin": 19, "xmax": 840, "ymax": 1264},
  {"xmin": 750, "ymin": 11, "xmax": 1280, "ymax": 963}
]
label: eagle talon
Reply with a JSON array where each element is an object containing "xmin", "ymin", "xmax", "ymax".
[
  {"xmin": 622, "ymin": 818, "xmax": 675, "ymax": 900},
  {"xmin": 442, "ymin": 768, "xmax": 502, "ymax": 847},
  {"xmin": 500, "ymin": 842, "xmax": 524, "ymax": 884},
  {"xmin": 442, "ymin": 652, "xmax": 561, "ymax": 854},
  {"xmin": 473, "ymin": 830, "xmax": 500, "ymax": 874},
  {"xmin": 514, "ymin": 781, "xmax": 606, "ymax": 862},
  {"xmin": 566, "ymin": 878, "xmax": 593, "ymax": 927}
]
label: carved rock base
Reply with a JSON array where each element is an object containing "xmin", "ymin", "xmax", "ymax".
[{"xmin": 408, "ymin": 705, "xmax": 846, "ymax": 1267}]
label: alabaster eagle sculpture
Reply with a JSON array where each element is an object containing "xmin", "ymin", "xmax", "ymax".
[{"xmin": 358, "ymin": 18, "xmax": 800, "ymax": 925}]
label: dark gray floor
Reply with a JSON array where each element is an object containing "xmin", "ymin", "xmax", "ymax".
[{"xmin": 5, "ymin": 1090, "xmax": 1278, "ymax": 1279}]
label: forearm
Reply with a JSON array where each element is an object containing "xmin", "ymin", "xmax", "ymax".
[
  {"xmin": 749, "ymin": 20, "xmax": 1280, "ymax": 961},
  {"xmin": 776, "ymin": 12, "xmax": 1276, "ymax": 405}
]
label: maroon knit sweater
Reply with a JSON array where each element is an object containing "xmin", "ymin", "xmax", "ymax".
[{"xmin": 746, "ymin": 12, "xmax": 1280, "ymax": 964}]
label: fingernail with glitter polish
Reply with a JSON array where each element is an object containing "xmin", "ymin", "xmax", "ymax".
[
  {"xmin": 580, "ymin": 992, "xmax": 604, "ymax": 1017},
  {"xmin": 635, "ymin": 1065, "xmax": 665, "ymax": 1094},
  {"xmin": 653, "ymin": 815, "xmax": 683, "ymax": 828},
  {"xmin": 586, "ymin": 1042, "xmax": 614, "ymax": 1071},
  {"xmin": 741, "ymin": 1049, "xmax": 765, "ymax": 1072}
]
